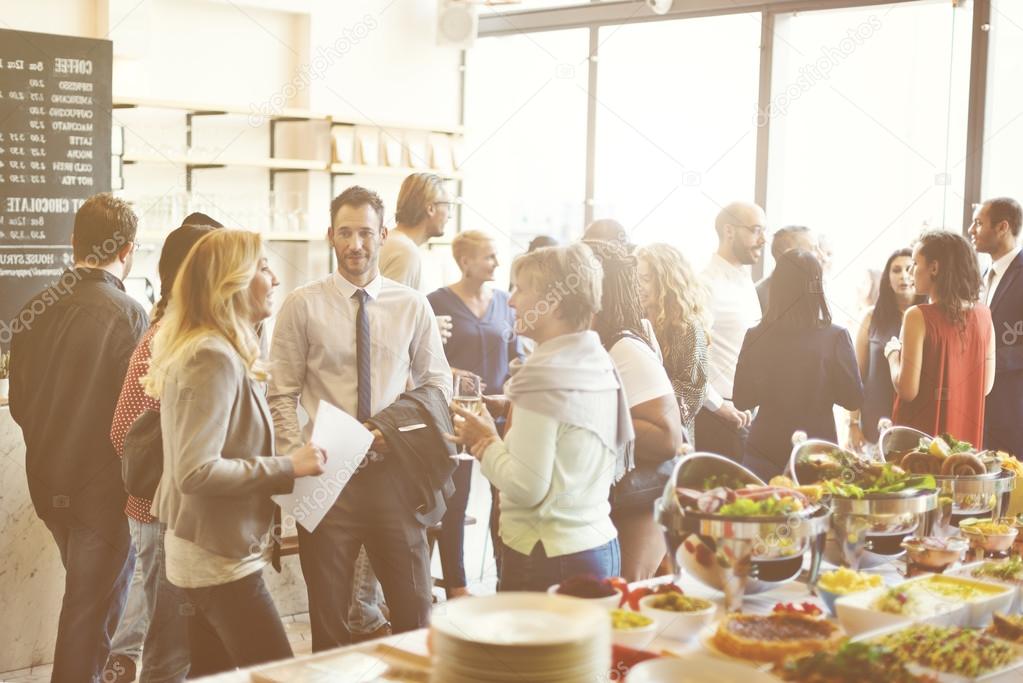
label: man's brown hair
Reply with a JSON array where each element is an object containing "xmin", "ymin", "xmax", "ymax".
[{"xmin": 72, "ymin": 193, "xmax": 138, "ymax": 264}]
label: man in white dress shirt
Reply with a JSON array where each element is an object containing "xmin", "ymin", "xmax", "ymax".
[
  {"xmin": 696, "ymin": 201, "xmax": 767, "ymax": 461},
  {"xmin": 269, "ymin": 186, "xmax": 452, "ymax": 650}
]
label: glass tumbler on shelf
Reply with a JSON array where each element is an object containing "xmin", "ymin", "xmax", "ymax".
[{"xmin": 451, "ymin": 373, "xmax": 482, "ymax": 461}]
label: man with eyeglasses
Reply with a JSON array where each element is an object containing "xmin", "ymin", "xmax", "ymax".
[
  {"xmin": 380, "ymin": 172, "xmax": 455, "ymax": 292},
  {"xmin": 696, "ymin": 201, "xmax": 767, "ymax": 462}
]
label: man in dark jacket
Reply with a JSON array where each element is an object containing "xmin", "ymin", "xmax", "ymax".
[
  {"xmin": 9, "ymin": 193, "xmax": 148, "ymax": 683},
  {"xmin": 970, "ymin": 197, "xmax": 1023, "ymax": 456}
]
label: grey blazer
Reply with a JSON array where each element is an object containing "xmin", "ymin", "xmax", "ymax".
[{"xmin": 151, "ymin": 336, "xmax": 294, "ymax": 559}]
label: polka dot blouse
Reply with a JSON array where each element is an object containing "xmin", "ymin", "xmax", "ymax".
[{"xmin": 110, "ymin": 323, "xmax": 160, "ymax": 523}]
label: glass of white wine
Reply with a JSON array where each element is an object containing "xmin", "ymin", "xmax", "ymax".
[{"xmin": 452, "ymin": 373, "xmax": 482, "ymax": 460}]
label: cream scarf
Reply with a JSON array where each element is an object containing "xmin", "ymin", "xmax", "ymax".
[{"xmin": 504, "ymin": 330, "xmax": 635, "ymax": 482}]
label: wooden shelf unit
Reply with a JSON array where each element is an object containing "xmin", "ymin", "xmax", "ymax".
[{"xmin": 113, "ymin": 96, "xmax": 464, "ymax": 249}]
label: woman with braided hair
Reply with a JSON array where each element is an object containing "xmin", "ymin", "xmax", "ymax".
[
  {"xmin": 585, "ymin": 239, "xmax": 683, "ymax": 582},
  {"xmin": 889, "ymin": 231, "xmax": 996, "ymax": 446}
]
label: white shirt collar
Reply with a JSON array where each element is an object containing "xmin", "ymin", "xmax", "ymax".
[
  {"xmin": 331, "ymin": 271, "xmax": 383, "ymax": 300},
  {"xmin": 991, "ymin": 246, "xmax": 1021, "ymax": 277}
]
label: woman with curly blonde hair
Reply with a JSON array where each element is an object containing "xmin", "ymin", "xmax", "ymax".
[
  {"xmin": 636, "ymin": 244, "xmax": 710, "ymax": 443},
  {"xmin": 146, "ymin": 229, "xmax": 325, "ymax": 669}
]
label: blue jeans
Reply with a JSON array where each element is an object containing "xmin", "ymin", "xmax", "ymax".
[
  {"xmin": 45, "ymin": 517, "xmax": 134, "ymax": 683},
  {"xmin": 497, "ymin": 538, "xmax": 621, "ymax": 592},
  {"xmin": 348, "ymin": 547, "xmax": 387, "ymax": 633},
  {"xmin": 110, "ymin": 519, "xmax": 190, "ymax": 682}
]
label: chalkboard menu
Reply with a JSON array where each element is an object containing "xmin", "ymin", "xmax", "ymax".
[{"xmin": 0, "ymin": 29, "xmax": 112, "ymax": 348}]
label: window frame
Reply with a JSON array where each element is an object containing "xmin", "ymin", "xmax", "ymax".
[{"xmin": 474, "ymin": 0, "xmax": 991, "ymax": 279}]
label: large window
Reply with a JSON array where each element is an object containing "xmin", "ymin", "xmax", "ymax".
[
  {"xmin": 592, "ymin": 13, "xmax": 761, "ymax": 268},
  {"xmin": 982, "ymin": 0, "xmax": 1023, "ymax": 199},
  {"xmin": 467, "ymin": 0, "xmax": 1010, "ymax": 318},
  {"xmin": 766, "ymin": 1, "xmax": 972, "ymax": 327},
  {"xmin": 461, "ymin": 29, "xmax": 589, "ymax": 260}
]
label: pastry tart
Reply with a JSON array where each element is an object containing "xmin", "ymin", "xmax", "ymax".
[{"xmin": 711, "ymin": 613, "xmax": 845, "ymax": 664}]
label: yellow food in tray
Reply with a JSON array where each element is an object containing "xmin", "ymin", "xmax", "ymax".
[
  {"xmin": 817, "ymin": 568, "xmax": 883, "ymax": 595},
  {"xmin": 960, "ymin": 519, "xmax": 1015, "ymax": 535},
  {"xmin": 919, "ymin": 575, "xmax": 1008, "ymax": 600},
  {"xmin": 872, "ymin": 575, "xmax": 1008, "ymax": 616},
  {"xmin": 610, "ymin": 609, "xmax": 652, "ymax": 630}
]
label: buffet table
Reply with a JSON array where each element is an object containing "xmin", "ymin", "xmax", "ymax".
[{"xmin": 196, "ymin": 562, "xmax": 905, "ymax": 682}]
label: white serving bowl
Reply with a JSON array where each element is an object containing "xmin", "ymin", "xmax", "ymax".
[
  {"xmin": 611, "ymin": 618, "xmax": 658, "ymax": 651},
  {"xmin": 919, "ymin": 573, "xmax": 1017, "ymax": 626},
  {"xmin": 948, "ymin": 561, "xmax": 1023, "ymax": 615},
  {"xmin": 835, "ymin": 584, "xmax": 965, "ymax": 636},
  {"xmin": 547, "ymin": 583, "xmax": 623, "ymax": 609},
  {"xmin": 637, "ymin": 594, "xmax": 717, "ymax": 642}
]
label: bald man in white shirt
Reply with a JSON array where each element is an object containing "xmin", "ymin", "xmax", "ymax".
[{"xmin": 696, "ymin": 201, "xmax": 767, "ymax": 461}]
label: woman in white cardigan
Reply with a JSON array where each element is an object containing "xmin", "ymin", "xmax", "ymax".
[{"xmin": 451, "ymin": 242, "xmax": 634, "ymax": 591}]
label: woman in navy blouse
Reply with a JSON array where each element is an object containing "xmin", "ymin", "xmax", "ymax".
[
  {"xmin": 428, "ymin": 230, "xmax": 520, "ymax": 597},
  {"xmin": 733, "ymin": 249, "xmax": 864, "ymax": 481}
]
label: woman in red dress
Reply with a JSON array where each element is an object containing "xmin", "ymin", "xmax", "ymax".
[{"xmin": 888, "ymin": 231, "xmax": 995, "ymax": 446}]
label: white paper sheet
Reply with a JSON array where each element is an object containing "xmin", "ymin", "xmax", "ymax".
[{"xmin": 272, "ymin": 400, "xmax": 374, "ymax": 533}]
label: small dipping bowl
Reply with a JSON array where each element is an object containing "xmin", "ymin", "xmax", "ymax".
[
  {"xmin": 637, "ymin": 593, "xmax": 716, "ymax": 641},
  {"xmin": 959, "ymin": 518, "xmax": 1019, "ymax": 557},
  {"xmin": 901, "ymin": 536, "xmax": 969, "ymax": 575},
  {"xmin": 610, "ymin": 609, "xmax": 658, "ymax": 650}
]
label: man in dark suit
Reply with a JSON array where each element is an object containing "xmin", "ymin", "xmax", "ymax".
[{"xmin": 969, "ymin": 196, "xmax": 1023, "ymax": 455}]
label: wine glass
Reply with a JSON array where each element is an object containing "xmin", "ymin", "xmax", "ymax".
[{"xmin": 451, "ymin": 373, "xmax": 482, "ymax": 461}]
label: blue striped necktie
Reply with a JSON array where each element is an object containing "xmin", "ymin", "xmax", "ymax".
[{"xmin": 354, "ymin": 288, "xmax": 371, "ymax": 422}]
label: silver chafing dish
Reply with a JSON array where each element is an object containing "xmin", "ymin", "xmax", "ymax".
[
  {"xmin": 654, "ymin": 453, "xmax": 832, "ymax": 613},
  {"xmin": 878, "ymin": 421, "xmax": 1016, "ymax": 528},
  {"xmin": 788, "ymin": 433, "xmax": 939, "ymax": 570}
]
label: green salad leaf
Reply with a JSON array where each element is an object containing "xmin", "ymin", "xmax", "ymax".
[
  {"xmin": 717, "ymin": 496, "xmax": 803, "ymax": 517},
  {"xmin": 821, "ymin": 469, "xmax": 935, "ymax": 498}
]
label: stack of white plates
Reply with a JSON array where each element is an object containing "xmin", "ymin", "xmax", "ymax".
[{"xmin": 429, "ymin": 592, "xmax": 612, "ymax": 683}]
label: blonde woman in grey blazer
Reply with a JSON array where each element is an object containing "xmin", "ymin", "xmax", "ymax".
[{"xmin": 146, "ymin": 230, "xmax": 325, "ymax": 669}]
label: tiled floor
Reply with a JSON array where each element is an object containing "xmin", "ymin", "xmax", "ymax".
[{"xmin": 0, "ymin": 465, "xmax": 499, "ymax": 682}]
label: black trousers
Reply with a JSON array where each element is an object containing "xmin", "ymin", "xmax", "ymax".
[
  {"xmin": 437, "ymin": 458, "xmax": 473, "ymax": 590},
  {"xmin": 694, "ymin": 407, "xmax": 748, "ymax": 462},
  {"xmin": 183, "ymin": 570, "xmax": 292, "ymax": 670},
  {"xmin": 297, "ymin": 460, "xmax": 432, "ymax": 652}
]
